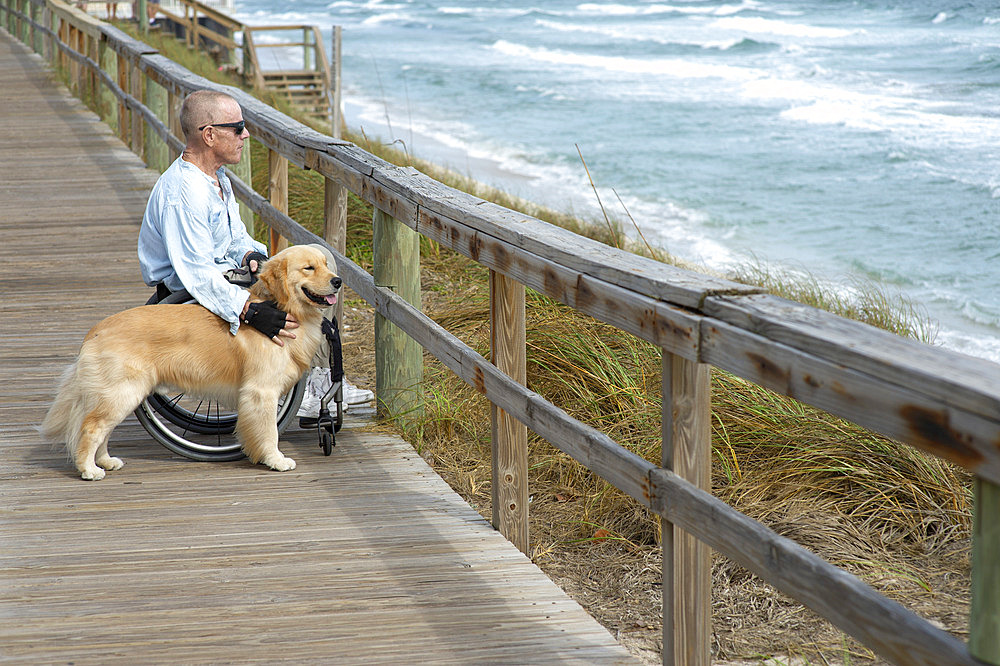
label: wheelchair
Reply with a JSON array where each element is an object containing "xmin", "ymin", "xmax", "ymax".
[{"xmin": 134, "ymin": 270, "xmax": 344, "ymax": 461}]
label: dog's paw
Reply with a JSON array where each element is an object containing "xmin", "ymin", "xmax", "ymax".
[
  {"xmin": 97, "ymin": 456, "xmax": 124, "ymax": 471},
  {"xmin": 80, "ymin": 466, "xmax": 106, "ymax": 481},
  {"xmin": 264, "ymin": 456, "xmax": 296, "ymax": 472}
]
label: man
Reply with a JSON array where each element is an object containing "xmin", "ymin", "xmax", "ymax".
[
  {"xmin": 138, "ymin": 90, "xmax": 297, "ymax": 345},
  {"xmin": 138, "ymin": 90, "xmax": 372, "ymax": 413}
]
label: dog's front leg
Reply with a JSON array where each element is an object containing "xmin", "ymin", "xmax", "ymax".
[{"xmin": 236, "ymin": 387, "xmax": 296, "ymax": 471}]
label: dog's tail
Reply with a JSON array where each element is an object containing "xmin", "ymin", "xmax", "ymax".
[{"xmin": 41, "ymin": 361, "xmax": 92, "ymax": 457}]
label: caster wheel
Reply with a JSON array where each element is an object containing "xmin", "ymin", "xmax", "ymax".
[{"xmin": 320, "ymin": 430, "xmax": 333, "ymax": 456}]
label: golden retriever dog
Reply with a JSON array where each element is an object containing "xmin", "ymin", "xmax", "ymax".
[{"xmin": 43, "ymin": 245, "xmax": 341, "ymax": 480}]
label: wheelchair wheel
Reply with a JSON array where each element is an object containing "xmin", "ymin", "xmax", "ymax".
[{"xmin": 134, "ymin": 378, "xmax": 305, "ymax": 462}]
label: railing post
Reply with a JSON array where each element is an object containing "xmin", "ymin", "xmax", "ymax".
[
  {"xmin": 372, "ymin": 208, "xmax": 422, "ymax": 420},
  {"xmin": 67, "ymin": 25, "xmax": 79, "ymax": 94},
  {"xmin": 29, "ymin": 0, "xmax": 39, "ymax": 54},
  {"xmin": 490, "ymin": 270, "xmax": 528, "ymax": 554},
  {"xmin": 324, "ymin": 176, "xmax": 347, "ymax": 325},
  {"xmin": 167, "ymin": 90, "xmax": 181, "ymax": 163},
  {"xmin": 267, "ymin": 148, "xmax": 288, "ymax": 254},
  {"xmin": 130, "ymin": 58, "xmax": 143, "ymax": 160},
  {"xmin": 117, "ymin": 52, "xmax": 129, "ymax": 145},
  {"xmin": 303, "ymin": 26, "xmax": 313, "ymax": 71},
  {"xmin": 230, "ymin": 133, "xmax": 253, "ymax": 236},
  {"xmin": 42, "ymin": 3, "xmax": 51, "ymax": 62},
  {"xmin": 661, "ymin": 352, "xmax": 711, "ymax": 666},
  {"xmin": 98, "ymin": 36, "xmax": 117, "ymax": 132},
  {"xmin": 330, "ymin": 25, "xmax": 341, "ymax": 139},
  {"xmin": 145, "ymin": 77, "xmax": 168, "ymax": 173},
  {"xmin": 971, "ymin": 477, "xmax": 1000, "ymax": 664}
]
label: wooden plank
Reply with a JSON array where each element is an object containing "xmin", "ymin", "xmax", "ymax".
[
  {"xmin": 490, "ymin": 269, "xmax": 528, "ymax": 554},
  {"xmin": 661, "ymin": 354, "xmax": 711, "ymax": 666},
  {"xmin": 416, "ymin": 201, "xmax": 703, "ymax": 359},
  {"xmin": 704, "ymin": 292, "xmax": 1000, "ymax": 419},
  {"xmin": 323, "ymin": 175, "xmax": 347, "ymax": 324},
  {"xmin": 700, "ymin": 317, "xmax": 1000, "ymax": 485},
  {"xmin": 647, "ymin": 467, "xmax": 975, "ymax": 665},
  {"xmin": 373, "ymin": 208, "xmax": 423, "ymax": 420},
  {"xmin": 971, "ymin": 478, "xmax": 1000, "ymax": 663},
  {"xmin": 268, "ymin": 147, "xmax": 288, "ymax": 253}
]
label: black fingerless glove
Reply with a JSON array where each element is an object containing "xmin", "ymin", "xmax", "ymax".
[
  {"xmin": 242, "ymin": 300, "xmax": 286, "ymax": 338},
  {"xmin": 244, "ymin": 251, "xmax": 269, "ymax": 273}
]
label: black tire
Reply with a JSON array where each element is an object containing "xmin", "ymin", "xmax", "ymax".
[{"xmin": 134, "ymin": 378, "xmax": 305, "ymax": 462}]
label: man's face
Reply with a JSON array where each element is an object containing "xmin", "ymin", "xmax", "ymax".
[{"xmin": 203, "ymin": 99, "xmax": 250, "ymax": 165}]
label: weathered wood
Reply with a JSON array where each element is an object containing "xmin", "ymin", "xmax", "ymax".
[
  {"xmin": 98, "ymin": 34, "xmax": 116, "ymax": 131},
  {"xmin": 661, "ymin": 353, "xmax": 711, "ymax": 666},
  {"xmin": 700, "ymin": 316, "xmax": 1000, "ymax": 486},
  {"xmin": 116, "ymin": 51, "xmax": 128, "ymax": 143},
  {"xmin": 490, "ymin": 270, "xmax": 528, "ymax": 554},
  {"xmin": 231, "ymin": 129, "xmax": 253, "ymax": 236},
  {"xmin": 416, "ymin": 201, "xmax": 703, "ymax": 360},
  {"xmin": 268, "ymin": 148, "xmax": 288, "ymax": 254},
  {"xmin": 129, "ymin": 56, "xmax": 143, "ymax": 158},
  {"xmin": 972, "ymin": 478, "xmax": 1000, "ymax": 664},
  {"xmin": 373, "ymin": 208, "xmax": 423, "ymax": 420},
  {"xmin": 323, "ymin": 175, "xmax": 347, "ymax": 324},
  {"xmin": 145, "ymin": 75, "xmax": 168, "ymax": 173},
  {"xmin": 705, "ymin": 293, "xmax": 1000, "ymax": 419},
  {"xmin": 166, "ymin": 88, "xmax": 181, "ymax": 162},
  {"xmin": 647, "ymin": 467, "xmax": 976, "ymax": 665},
  {"xmin": 331, "ymin": 25, "xmax": 341, "ymax": 138}
]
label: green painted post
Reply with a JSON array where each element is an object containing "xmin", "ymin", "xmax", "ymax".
[
  {"xmin": 99, "ymin": 40, "xmax": 117, "ymax": 132},
  {"xmin": 231, "ymin": 141, "xmax": 254, "ymax": 237},
  {"xmin": 373, "ymin": 208, "xmax": 423, "ymax": 421},
  {"xmin": 145, "ymin": 78, "xmax": 168, "ymax": 173},
  {"xmin": 971, "ymin": 477, "xmax": 1000, "ymax": 664}
]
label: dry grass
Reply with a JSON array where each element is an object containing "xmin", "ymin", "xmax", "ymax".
[{"xmin": 113, "ymin": 29, "xmax": 974, "ymax": 663}]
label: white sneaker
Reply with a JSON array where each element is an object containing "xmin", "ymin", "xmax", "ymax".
[
  {"xmin": 343, "ymin": 381, "xmax": 374, "ymax": 405},
  {"xmin": 296, "ymin": 367, "xmax": 333, "ymax": 418},
  {"xmin": 296, "ymin": 369, "xmax": 373, "ymax": 418}
]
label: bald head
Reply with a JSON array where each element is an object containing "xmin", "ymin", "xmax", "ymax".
[{"xmin": 180, "ymin": 90, "xmax": 240, "ymax": 142}]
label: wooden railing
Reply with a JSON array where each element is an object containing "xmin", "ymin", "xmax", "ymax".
[
  {"xmin": 242, "ymin": 24, "xmax": 331, "ymax": 122},
  {"xmin": 3, "ymin": 1, "xmax": 999, "ymax": 664},
  {"xmin": 153, "ymin": 0, "xmax": 242, "ymax": 60},
  {"xmin": 74, "ymin": 0, "xmax": 334, "ymax": 124}
]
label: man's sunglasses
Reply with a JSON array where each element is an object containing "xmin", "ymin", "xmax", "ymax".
[{"xmin": 198, "ymin": 120, "xmax": 246, "ymax": 134}]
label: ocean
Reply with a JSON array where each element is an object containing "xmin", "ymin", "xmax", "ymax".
[{"xmin": 231, "ymin": 0, "xmax": 1000, "ymax": 363}]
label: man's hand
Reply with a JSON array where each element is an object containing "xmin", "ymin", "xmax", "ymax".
[
  {"xmin": 243, "ymin": 251, "xmax": 269, "ymax": 275},
  {"xmin": 241, "ymin": 300, "xmax": 299, "ymax": 346}
]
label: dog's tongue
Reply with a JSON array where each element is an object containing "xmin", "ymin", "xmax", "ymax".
[{"xmin": 325, "ymin": 294, "xmax": 337, "ymax": 306}]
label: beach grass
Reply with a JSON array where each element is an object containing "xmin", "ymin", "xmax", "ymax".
[{"xmin": 113, "ymin": 26, "xmax": 972, "ymax": 662}]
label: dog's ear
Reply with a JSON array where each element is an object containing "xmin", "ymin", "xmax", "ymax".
[{"xmin": 256, "ymin": 254, "xmax": 290, "ymax": 307}]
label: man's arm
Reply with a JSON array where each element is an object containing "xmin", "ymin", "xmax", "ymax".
[{"xmin": 158, "ymin": 203, "xmax": 250, "ymax": 335}]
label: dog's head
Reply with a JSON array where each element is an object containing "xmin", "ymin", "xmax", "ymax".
[{"xmin": 250, "ymin": 245, "xmax": 342, "ymax": 319}]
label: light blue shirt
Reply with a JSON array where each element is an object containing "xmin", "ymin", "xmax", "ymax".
[{"xmin": 138, "ymin": 157, "xmax": 266, "ymax": 335}]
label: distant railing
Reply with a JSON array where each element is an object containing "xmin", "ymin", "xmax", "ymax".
[
  {"xmin": 242, "ymin": 24, "xmax": 331, "ymax": 123},
  {"xmin": 4, "ymin": 1, "xmax": 999, "ymax": 664},
  {"xmin": 153, "ymin": 0, "xmax": 241, "ymax": 60},
  {"xmin": 73, "ymin": 0, "xmax": 336, "ymax": 125}
]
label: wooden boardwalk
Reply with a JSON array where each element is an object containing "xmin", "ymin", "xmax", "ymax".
[{"xmin": 0, "ymin": 33, "xmax": 634, "ymax": 664}]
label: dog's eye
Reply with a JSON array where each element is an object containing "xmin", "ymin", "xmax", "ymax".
[{"xmin": 303, "ymin": 265, "xmax": 315, "ymax": 272}]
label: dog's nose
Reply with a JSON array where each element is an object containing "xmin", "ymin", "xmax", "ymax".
[{"xmin": 331, "ymin": 277, "xmax": 343, "ymax": 290}]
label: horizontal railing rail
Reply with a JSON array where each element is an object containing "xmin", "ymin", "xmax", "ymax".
[{"xmin": 3, "ymin": 1, "xmax": 997, "ymax": 663}]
